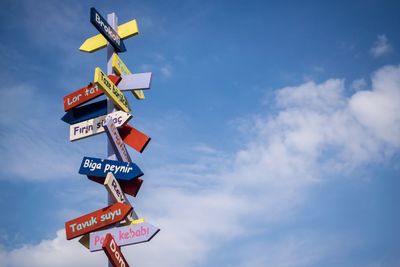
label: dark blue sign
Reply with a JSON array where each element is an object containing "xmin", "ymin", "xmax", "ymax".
[
  {"xmin": 61, "ymin": 99, "xmax": 107, "ymax": 125},
  {"xmin": 79, "ymin": 156, "xmax": 143, "ymax": 180},
  {"xmin": 90, "ymin": 7, "xmax": 126, "ymax": 52}
]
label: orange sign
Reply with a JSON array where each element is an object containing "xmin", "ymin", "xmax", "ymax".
[
  {"xmin": 63, "ymin": 75, "xmax": 121, "ymax": 112},
  {"xmin": 65, "ymin": 202, "xmax": 132, "ymax": 240},
  {"xmin": 102, "ymin": 233, "xmax": 130, "ymax": 267},
  {"xmin": 118, "ymin": 124, "xmax": 151, "ymax": 153}
]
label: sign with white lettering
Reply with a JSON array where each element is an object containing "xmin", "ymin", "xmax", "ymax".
[
  {"xmin": 90, "ymin": 7, "xmax": 126, "ymax": 52},
  {"xmin": 65, "ymin": 202, "xmax": 132, "ymax": 240},
  {"xmin": 80, "ymin": 20, "xmax": 138, "ymax": 53},
  {"xmin": 63, "ymin": 75, "xmax": 121, "ymax": 112},
  {"xmin": 104, "ymin": 118, "xmax": 131, "ymax": 162},
  {"xmin": 112, "ymin": 53, "xmax": 145, "ymax": 100},
  {"xmin": 118, "ymin": 73, "xmax": 152, "ymax": 91},
  {"xmin": 79, "ymin": 157, "xmax": 143, "ymax": 180},
  {"xmin": 70, "ymin": 111, "xmax": 131, "ymax": 141},
  {"xmin": 90, "ymin": 221, "xmax": 160, "ymax": 251},
  {"xmin": 62, "ymin": 99, "xmax": 107, "ymax": 125},
  {"xmin": 94, "ymin": 67, "xmax": 130, "ymax": 112},
  {"xmin": 102, "ymin": 234, "xmax": 130, "ymax": 267},
  {"xmin": 88, "ymin": 176, "xmax": 143, "ymax": 197}
]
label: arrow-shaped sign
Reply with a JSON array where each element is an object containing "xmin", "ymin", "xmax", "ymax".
[
  {"xmin": 104, "ymin": 173, "xmax": 138, "ymax": 222},
  {"xmin": 65, "ymin": 202, "xmax": 132, "ymax": 240},
  {"xmin": 104, "ymin": 118, "xmax": 131, "ymax": 162},
  {"xmin": 118, "ymin": 73, "xmax": 152, "ymax": 91},
  {"xmin": 88, "ymin": 176, "xmax": 143, "ymax": 197},
  {"xmin": 63, "ymin": 75, "xmax": 120, "ymax": 112},
  {"xmin": 94, "ymin": 67, "xmax": 130, "ymax": 112},
  {"xmin": 70, "ymin": 111, "xmax": 131, "ymax": 142},
  {"xmin": 90, "ymin": 7, "xmax": 126, "ymax": 52},
  {"xmin": 112, "ymin": 53, "xmax": 145, "ymax": 100},
  {"xmin": 90, "ymin": 221, "xmax": 160, "ymax": 251},
  {"xmin": 102, "ymin": 234, "xmax": 130, "ymax": 267},
  {"xmin": 62, "ymin": 99, "xmax": 107, "ymax": 125},
  {"xmin": 80, "ymin": 20, "xmax": 138, "ymax": 53},
  {"xmin": 118, "ymin": 124, "xmax": 151, "ymax": 153},
  {"xmin": 79, "ymin": 156, "xmax": 143, "ymax": 180}
]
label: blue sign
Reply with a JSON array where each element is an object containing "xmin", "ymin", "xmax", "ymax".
[
  {"xmin": 90, "ymin": 7, "xmax": 126, "ymax": 53},
  {"xmin": 61, "ymin": 99, "xmax": 107, "ymax": 125},
  {"xmin": 79, "ymin": 156, "xmax": 143, "ymax": 180}
]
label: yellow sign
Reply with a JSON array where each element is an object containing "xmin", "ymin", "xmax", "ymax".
[
  {"xmin": 112, "ymin": 53, "xmax": 145, "ymax": 100},
  {"xmin": 78, "ymin": 218, "xmax": 145, "ymax": 249},
  {"xmin": 80, "ymin": 20, "xmax": 139, "ymax": 53},
  {"xmin": 94, "ymin": 67, "xmax": 130, "ymax": 112}
]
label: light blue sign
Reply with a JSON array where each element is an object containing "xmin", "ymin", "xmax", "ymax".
[{"xmin": 79, "ymin": 156, "xmax": 143, "ymax": 180}]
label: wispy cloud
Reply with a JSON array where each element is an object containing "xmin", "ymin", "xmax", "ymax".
[
  {"xmin": 1, "ymin": 64, "xmax": 399, "ymax": 266},
  {"xmin": 370, "ymin": 34, "xmax": 392, "ymax": 58}
]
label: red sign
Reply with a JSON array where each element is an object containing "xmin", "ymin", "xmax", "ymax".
[
  {"xmin": 87, "ymin": 176, "xmax": 143, "ymax": 197},
  {"xmin": 102, "ymin": 234, "xmax": 130, "ymax": 267},
  {"xmin": 65, "ymin": 202, "xmax": 132, "ymax": 240},
  {"xmin": 63, "ymin": 75, "xmax": 121, "ymax": 111},
  {"xmin": 118, "ymin": 124, "xmax": 151, "ymax": 153}
]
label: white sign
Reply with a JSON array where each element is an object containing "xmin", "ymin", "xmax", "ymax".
[{"xmin": 103, "ymin": 118, "xmax": 131, "ymax": 162}]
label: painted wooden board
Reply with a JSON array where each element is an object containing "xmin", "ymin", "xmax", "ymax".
[
  {"xmin": 94, "ymin": 67, "xmax": 130, "ymax": 112},
  {"xmin": 118, "ymin": 124, "xmax": 151, "ymax": 153},
  {"xmin": 63, "ymin": 75, "xmax": 121, "ymax": 112},
  {"xmin": 70, "ymin": 111, "xmax": 131, "ymax": 142},
  {"xmin": 104, "ymin": 118, "xmax": 131, "ymax": 162},
  {"xmin": 112, "ymin": 53, "xmax": 145, "ymax": 100},
  {"xmin": 62, "ymin": 99, "xmax": 107, "ymax": 125},
  {"xmin": 104, "ymin": 173, "xmax": 138, "ymax": 222},
  {"xmin": 80, "ymin": 20, "xmax": 138, "ymax": 53},
  {"xmin": 91, "ymin": 221, "xmax": 160, "ymax": 252},
  {"xmin": 102, "ymin": 234, "xmax": 130, "ymax": 267},
  {"xmin": 65, "ymin": 203, "xmax": 132, "ymax": 240},
  {"xmin": 88, "ymin": 176, "xmax": 143, "ymax": 197},
  {"xmin": 78, "ymin": 219, "xmax": 145, "ymax": 250},
  {"xmin": 90, "ymin": 7, "xmax": 126, "ymax": 52},
  {"xmin": 118, "ymin": 73, "xmax": 152, "ymax": 91},
  {"xmin": 79, "ymin": 156, "xmax": 142, "ymax": 180}
]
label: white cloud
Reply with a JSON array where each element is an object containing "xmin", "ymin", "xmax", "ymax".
[
  {"xmin": 1, "ymin": 64, "xmax": 399, "ymax": 266},
  {"xmin": 370, "ymin": 34, "xmax": 392, "ymax": 58},
  {"xmin": 352, "ymin": 78, "xmax": 367, "ymax": 91},
  {"xmin": 160, "ymin": 64, "xmax": 173, "ymax": 78}
]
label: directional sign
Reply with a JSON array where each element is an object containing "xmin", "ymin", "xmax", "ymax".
[
  {"xmin": 94, "ymin": 67, "xmax": 130, "ymax": 112},
  {"xmin": 70, "ymin": 111, "xmax": 131, "ymax": 141},
  {"xmin": 118, "ymin": 124, "xmax": 151, "ymax": 153},
  {"xmin": 90, "ymin": 7, "xmax": 126, "ymax": 52},
  {"xmin": 104, "ymin": 118, "xmax": 131, "ymax": 162},
  {"xmin": 65, "ymin": 202, "xmax": 132, "ymax": 240},
  {"xmin": 78, "ymin": 218, "xmax": 145, "ymax": 250},
  {"xmin": 63, "ymin": 75, "xmax": 121, "ymax": 112},
  {"xmin": 112, "ymin": 53, "xmax": 145, "ymax": 100},
  {"xmin": 102, "ymin": 234, "xmax": 130, "ymax": 267},
  {"xmin": 62, "ymin": 99, "xmax": 107, "ymax": 125},
  {"xmin": 88, "ymin": 176, "xmax": 143, "ymax": 197},
  {"xmin": 104, "ymin": 172, "xmax": 138, "ymax": 222},
  {"xmin": 80, "ymin": 20, "xmax": 138, "ymax": 53},
  {"xmin": 90, "ymin": 221, "xmax": 160, "ymax": 252},
  {"xmin": 118, "ymin": 73, "xmax": 152, "ymax": 91},
  {"xmin": 79, "ymin": 156, "xmax": 143, "ymax": 180}
]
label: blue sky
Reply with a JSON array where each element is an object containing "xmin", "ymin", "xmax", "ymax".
[{"xmin": 0, "ymin": 0, "xmax": 399, "ymax": 266}]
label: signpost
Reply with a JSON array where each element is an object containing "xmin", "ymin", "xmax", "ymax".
[
  {"xmin": 112, "ymin": 53, "xmax": 145, "ymax": 100},
  {"xmin": 91, "ymin": 221, "xmax": 160, "ymax": 251},
  {"xmin": 63, "ymin": 7, "xmax": 158, "ymax": 267},
  {"xmin": 62, "ymin": 99, "xmax": 107, "ymax": 125},
  {"xmin": 63, "ymin": 75, "xmax": 120, "ymax": 112},
  {"xmin": 79, "ymin": 156, "xmax": 143, "ymax": 180},
  {"xmin": 104, "ymin": 118, "xmax": 132, "ymax": 162},
  {"xmin": 70, "ymin": 110, "xmax": 131, "ymax": 141},
  {"xmin": 65, "ymin": 202, "xmax": 132, "ymax": 240},
  {"xmin": 102, "ymin": 234, "xmax": 130, "ymax": 267}
]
